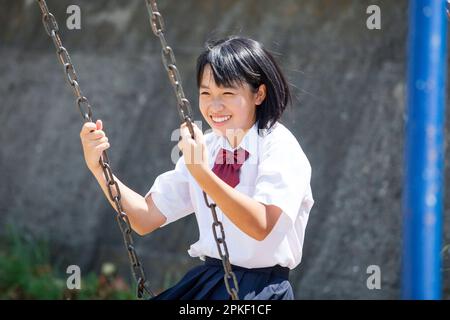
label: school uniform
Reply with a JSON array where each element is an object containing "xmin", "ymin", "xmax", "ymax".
[{"xmin": 145, "ymin": 121, "xmax": 314, "ymax": 300}]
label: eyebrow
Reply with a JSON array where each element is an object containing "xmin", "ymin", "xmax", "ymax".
[{"xmin": 199, "ymin": 84, "xmax": 238, "ymax": 89}]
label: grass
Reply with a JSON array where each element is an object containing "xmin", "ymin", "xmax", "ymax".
[{"xmin": 0, "ymin": 225, "xmax": 136, "ymax": 300}]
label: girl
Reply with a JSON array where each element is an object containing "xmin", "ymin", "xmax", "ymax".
[{"xmin": 80, "ymin": 36, "xmax": 314, "ymax": 300}]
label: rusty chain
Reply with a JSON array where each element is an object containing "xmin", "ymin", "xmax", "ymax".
[
  {"xmin": 145, "ymin": 0, "xmax": 239, "ymax": 300},
  {"xmin": 36, "ymin": 0, "xmax": 153, "ymax": 299}
]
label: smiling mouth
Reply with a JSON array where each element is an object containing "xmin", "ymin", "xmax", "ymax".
[{"xmin": 210, "ymin": 115, "xmax": 231, "ymax": 124}]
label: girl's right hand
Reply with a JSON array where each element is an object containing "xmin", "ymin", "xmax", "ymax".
[{"xmin": 80, "ymin": 119, "xmax": 110, "ymax": 172}]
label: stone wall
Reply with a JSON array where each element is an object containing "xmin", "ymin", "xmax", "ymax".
[{"xmin": 1, "ymin": 0, "xmax": 449, "ymax": 299}]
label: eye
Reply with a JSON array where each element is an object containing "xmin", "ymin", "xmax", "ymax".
[
  {"xmin": 200, "ymin": 91, "xmax": 210, "ymax": 95},
  {"xmin": 223, "ymin": 92, "xmax": 234, "ymax": 95}
]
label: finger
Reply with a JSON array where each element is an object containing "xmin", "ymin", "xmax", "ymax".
[
  {"xmin": 189, "ymin": 121, "xmax": 199, "ymax": 132},
  {"xmin": 180, "ymin": 125, "xmax": 194, "ymax": 142},
  {"xmin": 180, "ymin": 123, "xmax": 189, "ymax": 139},
  {"xmin": 87, "ymin": 130, "xmax": 106, "ymax": 141},
  {"xmin": 95, "ymin": 142, "xmax": 110, "ymax": 152},
  {"xmin": 192, "ymin": 124, "xmax": 202, "ymax": 135},
  {"xmin": 184, "ymin": 122, "xmax": 200, "ymax": 136},
  {"xmin": 96, "ymin": 119, "xmax": 103, "ymax": 130},
  {"xmin": 190, "ymin": 122, "xmax": 198, "ymax": 129},
  {"xmin": 191, "ymin": 125, "xmax": 204, "ymax": 143},
  {"xmin": 179, "ymin": 123, "xmax": 189, "ymax": 137},
  {"xmin": 96, "ymin": 136, "xmax": 108, "ymax": 144},
  {"xmin": 89, "ymin": 137, "xmax": 108, "ymax": 147},
  {"xmin": 81, "ymin": 122, "xmax": 97, "ymax": 136},
  {"xmin": 181, "ymin": 121, "xmax": 197, "ymax": 132}
]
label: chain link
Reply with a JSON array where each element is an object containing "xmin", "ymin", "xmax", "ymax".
[
  {"xmin": 36, "ymin": 0, "xmax": 154, "ymax": 299},
  {"xmin": 145, "ymin": 0, "xmax": 240, "ymax": 300},
  {"xmin": 144, "ymin": 1, "xmax": 195, "ymax": 135}
]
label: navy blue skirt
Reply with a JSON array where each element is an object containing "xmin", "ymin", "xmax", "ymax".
[{"xmin": 151, "ymin": 257, "xmax": 293, "ymax": 300}]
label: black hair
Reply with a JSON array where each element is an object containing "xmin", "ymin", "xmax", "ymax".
[{"xmin": 196, "ymin": 36, "xmax": 291, "ymax": 131}]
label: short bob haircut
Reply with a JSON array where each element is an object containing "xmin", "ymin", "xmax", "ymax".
[{"xmin": 196, "ymin": 36, "xmax": 291, "ymax": 132}]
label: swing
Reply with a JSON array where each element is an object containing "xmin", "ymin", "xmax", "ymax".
[{"xmin": 36, "ymin": 0, "xmax": 239, "ymax": 300}]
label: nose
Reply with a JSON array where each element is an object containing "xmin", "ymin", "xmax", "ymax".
[{"xmin": 209, "ymin": 98, "xmax": 225, "ymax": 112}]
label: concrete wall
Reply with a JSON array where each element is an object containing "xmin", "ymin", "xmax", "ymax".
[{"xmin": 1, "ymin": 0, "xmax": 449, "ymax": 299}]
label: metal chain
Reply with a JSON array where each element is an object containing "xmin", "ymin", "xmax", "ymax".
[
  {"xmin": 36, "ymin": 0, "xmax": 153, "ymax": 299},
  {"xmin": 145, "ymin": 0, "xmax": 239, "ymax": 300}
]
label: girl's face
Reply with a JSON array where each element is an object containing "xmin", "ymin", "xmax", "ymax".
[{"xmin": 199, "ymin": 65, "xmax": 266, "ymax": 146}]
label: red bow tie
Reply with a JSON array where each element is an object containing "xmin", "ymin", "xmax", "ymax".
[{"xmin": 212, "ymin": 148, "xmax": 250, "ymax": 188}]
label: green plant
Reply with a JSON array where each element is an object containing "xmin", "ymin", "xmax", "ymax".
[
  {"xmin": 443, "ymin": 243, "xmax": 450, "ymax": 272},
  {"xmin": 0, "ymin": 225, "xmax": 135, "ymax": 300}
]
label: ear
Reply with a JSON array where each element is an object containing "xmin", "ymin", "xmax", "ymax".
[{"xmin": 255, "ymin": 84, "xmax": 267, "ymax": 106}]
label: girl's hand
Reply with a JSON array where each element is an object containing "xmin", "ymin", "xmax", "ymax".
[
  {"xmin": 178, "ymin": 122, "xmax": 209, "ymax": 172},
  {"xmin": 80, "ymin": 119, "xmax": 110, "ymax": 173}
]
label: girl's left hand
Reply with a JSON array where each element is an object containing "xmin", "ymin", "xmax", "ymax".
[{"xmin": 178, "ymin": 122, "xmax": 209, "ymax": 171}]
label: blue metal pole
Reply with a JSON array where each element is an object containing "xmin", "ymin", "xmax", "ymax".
[{"xmin": 403, "ymin": 0, "xmax": 448, "ymax": 299}]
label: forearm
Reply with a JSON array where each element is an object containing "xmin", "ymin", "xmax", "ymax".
[
  {"xmin": 190, "ymin": 166, "xmax": 268, "ymax": 241},
  {"xmin": 91, "ymin": 167, "xmax": 153, "ymax": 235},
  {"xmin": 178, "ymin": 122, "xmax": 279, "ymax": 240}
]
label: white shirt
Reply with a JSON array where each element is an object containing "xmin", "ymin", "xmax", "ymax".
[{"xmin": 145, "ymin": 121, "xmax": 314, "ymax": 269}]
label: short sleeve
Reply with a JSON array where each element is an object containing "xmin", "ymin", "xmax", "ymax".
[
  {"xmin": 252, "ymin": 138, "xmax": 312, "ymax": 227},
  {"xmin": 145, "ymin": 157, "xmax": 194, "ymax": 226}
]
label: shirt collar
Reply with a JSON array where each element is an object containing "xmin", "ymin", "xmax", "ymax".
[{"xmin": 215, "ymin": 122, "xmax": 259, "ymax": 157}]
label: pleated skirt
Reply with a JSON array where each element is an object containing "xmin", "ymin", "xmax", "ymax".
[{"xmin": 151, "ymin": 257, "xmax": 294, "ymax": 300}]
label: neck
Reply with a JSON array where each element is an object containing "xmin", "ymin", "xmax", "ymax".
[{"xmin": 226, "ymin": 126, "xmax": 251, "ymax": 149}]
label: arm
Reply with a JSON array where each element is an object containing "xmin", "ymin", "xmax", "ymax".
[
  {"xmin": 190, "ymin": 166, "xmax": 281, "ymax": 241},
  {"xmin": 91, "ymin": 167, "xmax": 166, "ymax": 236},
  {"xmin": 178, "ymin": 123, "xmax": 281, "ymax": 241},
  {"xmin": 80, "ymin": 120, "xmax": 166, "ymax": 236}
]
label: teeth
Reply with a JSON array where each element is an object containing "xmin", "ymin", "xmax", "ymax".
[{"xmin": 211, "ymin": 115, "xmax": 231, "ymax": 123}]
